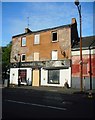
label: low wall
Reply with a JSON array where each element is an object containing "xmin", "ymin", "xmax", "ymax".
[{"xmin": 71, "ymin": 77, "xmax": 95, "ymax": 90}]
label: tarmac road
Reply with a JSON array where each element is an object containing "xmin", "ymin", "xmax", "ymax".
[{"xmin": 2, "ymin": 87, "xmax": 95, "ymax": 119}]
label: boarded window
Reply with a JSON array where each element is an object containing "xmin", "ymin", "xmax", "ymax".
[
  {"xmin": 34, "ymin": 52, "xmax": 39, "ymax": 61},
  {"xmin": 72, "ymin": 64, "xmax": 79, "ymax": 73},
  {"xmin": 34, "ymin": 34, "xmax": 40, "ymax": 44},
  {"xmin": 83, "ymin": 64, "xmax": 87, "ymax": 75},
  {"xmin": 52, "ymin": 50, "xmax": 58, "ymax": 60}
]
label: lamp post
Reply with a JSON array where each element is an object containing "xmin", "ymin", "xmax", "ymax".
[
  {"xmin": 18, "ymin": 54, "xmax": 21, "ymax": 77},
  {"xmin": 74, "ymin": 0, "xmax": 83, "ymax": 91},
  {"xmin": 14, "ymin": 53, "xmax": 21, "ymax": 79}
]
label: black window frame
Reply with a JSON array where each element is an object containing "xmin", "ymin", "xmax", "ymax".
[
  {"xmin": 52, "ymin": 31, "xmax": 58, "ymax": 42},
  {"xmin": 48, "ymin": 69, "xmax": 60, "ymax": 84},
  {"xmin": 21, "ymin": 54, "xmax": 26, "ymax": 62}
]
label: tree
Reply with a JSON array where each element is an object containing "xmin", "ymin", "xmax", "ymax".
[{"xmin": 2, "ymin": 41, "xmax": 12, "ymax": 79}]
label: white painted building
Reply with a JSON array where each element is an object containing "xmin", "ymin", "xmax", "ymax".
[
  {"xmin": 41, "ymin": 67, "xmax": 71, "ymax": 87},
  {"xmin": 10, "ymin": 68, "xmax": 32, "ymax": 85}
]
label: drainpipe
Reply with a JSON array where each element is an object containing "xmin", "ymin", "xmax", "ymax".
[
  {"xmin": 88, "ymin": 47, "xmax": 92, "ymax": 90},
  {"xmin": 88, "ymin": 40, "xmax": 95, "ymax": 90}
]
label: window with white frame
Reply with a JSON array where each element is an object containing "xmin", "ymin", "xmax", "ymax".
[
  {"xmin": 34, "ymin": 34, "xmax": 40, "ymax": 44},
  {"xmin": 21, "ymin": 54, "xmax": 26, "ymax": 62},
  {"xmin": 52, "ymin": 31, "xmax": 57, "ymax": 42},
  {"xmin": 21, "ymin": 37, "xmax": 26, "ymax": 46},
  {"xmin": 52, "ymin": 50, "xmax": 58, "ymax": 60},
  {"xmin": 34, "ymin": 52, "xmax": 39, "ymax": 61}
]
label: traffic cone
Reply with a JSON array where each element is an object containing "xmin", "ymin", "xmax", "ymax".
[{"xmin": 88, "ymin": 91, "xmax": 93, "ymax": 98}]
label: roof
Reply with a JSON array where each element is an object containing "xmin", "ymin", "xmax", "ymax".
[
  {"xmin": 72, "ymin": 36, "xmax": 95, "ymax": 50},
  {"xmin": 12, "ymin": 24, "xmax": 71, "ymax": 38}
]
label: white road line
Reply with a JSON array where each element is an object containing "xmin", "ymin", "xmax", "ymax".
[
  {"xmin": 5, "ymin": 99, "xmax": 66, "ymax": 111},
  {"xmin": 62, "ymin": 101, "xmax": 72, "ymax": 104}
]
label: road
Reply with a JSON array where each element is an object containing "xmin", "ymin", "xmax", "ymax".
[{"xmin": 2, "ymin": 87, "xmax": 95, "ymax": 119}]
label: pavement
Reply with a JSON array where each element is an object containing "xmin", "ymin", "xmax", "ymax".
[{"xmin": 4, "ymin": 84, "xmax": 95, "ymax": 96}]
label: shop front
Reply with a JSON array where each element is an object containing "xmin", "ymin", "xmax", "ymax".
[
  {"xmin": 10, "ymin": 67, "xmax": 32, "ymax": 85},
  {"xmin": 41, "ymin": 60, "xmax": 71, "ymax": 87},
  {"xmin": 10, "ymin": 60, "xmax": 71, "ymax": 87}
]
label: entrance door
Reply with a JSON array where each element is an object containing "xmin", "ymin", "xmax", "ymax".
[
  {"xmin": 19, "ymin": 69, "xmax": 27, "ymax": 83},
  {"xmin": 32, "ymin": 69, "xmax": 39, "ymax": 86}
]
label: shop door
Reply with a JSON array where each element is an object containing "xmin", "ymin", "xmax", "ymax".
[
  {"xmin": 32, "ymin": 69, "xmax": 39, "ymax": 86},
  {"xmin": 19, "ymin": 69, "xmax": 27, "ymax": 83}
]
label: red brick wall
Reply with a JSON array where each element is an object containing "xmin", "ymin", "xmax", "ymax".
[{"xmin": 72, "ymin": 53, "xmax": 95, "ymax": 77}]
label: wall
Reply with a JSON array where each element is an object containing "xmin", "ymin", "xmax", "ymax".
[
  {"xmin": 10, "ymin": 27, "xmax": 71, "ymax": 63},
  {"xmin": 71, "ymin": 49, "xmax": 95, "ymax": 90},
  {"xmin": 41, "ymin": 67, "xmax": 71, "ymax": 87},
  {"xmin": 10, "ymin": 68, "xmax": 32, "ymax": 85}
]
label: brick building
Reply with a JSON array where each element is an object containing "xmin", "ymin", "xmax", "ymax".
[
  {"xmin": 72, "ymin": 36, "xmax": 95, "ymax": 90},
  {"xmin": 10, "ymin": 18, "xmax": 78, "ymax": 87}
]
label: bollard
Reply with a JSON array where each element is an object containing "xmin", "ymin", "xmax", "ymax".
[{"xmin": 88, "ymin": 91, "xmax": 93, "ymax": 98}]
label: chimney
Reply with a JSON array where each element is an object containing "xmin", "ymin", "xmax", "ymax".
[
  {"xmin": 25, "ymin": 28, "xmax": 31, "ymax": 33},
  {"xmin": 72, "ymin": 18, "xmax": 77, "ymax": 24}
]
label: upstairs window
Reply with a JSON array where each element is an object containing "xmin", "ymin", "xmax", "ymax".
[
  {"xmin": 52, "ymin": 50, "xmax": 58, "ymax": 60},
  {"xmin": 34, "ymin": 34, "xmax": 40, "ymax": 44},
  {"xmin": 21, "ymin": 54, "xmax": 26, "ymax": 62},
  {"xmin": 21, "ymin": 37, "xmax": 26, "ymax": 46},
  {"xmin": 34, "ymin": 52, "xmax": 39, "ymax": 61},
  {"xmin": 52, "ymin": 31, "xmax": 57, "ymax": 42}
]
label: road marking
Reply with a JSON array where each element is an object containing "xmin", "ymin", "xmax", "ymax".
[
  {"xmin": 62, "ymin": 101, "xmax": 72, "ymax": 104},
  {"xmin": 5, "ymin": 99, "xmax": 66, "ymax": 111}
]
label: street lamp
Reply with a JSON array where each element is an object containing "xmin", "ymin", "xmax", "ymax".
[
  {"xmin": 74, "ymin": 0, "xmax": 83, "ymax": 91},
  {"xmin": 14, "ymin": 53, "xmax": 21, "ymax": 77},
  {"xmin": 17, "ymin": 54, "xmax": 21, "ymax": 77}
]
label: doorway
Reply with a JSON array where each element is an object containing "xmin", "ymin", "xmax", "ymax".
[{"xmin": 32, "ymin": 69, "xmax": 39, "ymax": 86}]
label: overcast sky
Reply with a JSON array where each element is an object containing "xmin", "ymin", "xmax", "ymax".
[{"xmin": 1, "ymin": 0, "xmax": 94, "ymax": 46}]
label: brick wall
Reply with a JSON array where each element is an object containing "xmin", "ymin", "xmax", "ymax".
[
  {"xmin": 10, "ymin": 27, "xmax": 71, "ymax": 62},
  {"xmin": 72, "ymin": 51, "xmax": 95, "ymax": 77}
]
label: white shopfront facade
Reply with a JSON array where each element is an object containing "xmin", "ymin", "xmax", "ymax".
[
  {"xmin": 10, "ymin": 68, "xmax": 32, "ymax": 85},
  {"xmin": 41, "ymin": 67, "xmax": 71, "ymax": 87},
  {"xmin": 10, "ymin": 60, "xmax": 71, "ymax": 87}
]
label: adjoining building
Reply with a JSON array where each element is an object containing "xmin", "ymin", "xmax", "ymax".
[
  {"xmin": 10, "ymin": 18, "xmax": 78, "ymax": 87},
  {"xmin": 72, "ymin": 36, "xmax": 95, "ymax": 90}
]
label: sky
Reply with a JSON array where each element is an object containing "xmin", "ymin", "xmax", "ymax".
[{"xmin": 1, "ymin": 0, "xmax": 94, "ymax": 46}]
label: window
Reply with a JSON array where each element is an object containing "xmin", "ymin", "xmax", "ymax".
[
  {"xmin": 34, "ymin": 52, "xmax": 39, "ymax": 61},
  {"xmin": 72, "ymin": 64, "xmax": 79, "ymax": 73},
  {"xmin": 48, "ymin": 70, "xmax": 59, "ymax": 84},
  {"xmin": 83, "ymin": 63, "xmax": 87, "ymax": 75},
  {"xmin": 52, "ymin": 50, "xmax": 58, "ymax": 60},
  {"xmin": 34, "ymin": 34, "xmax": 40, "ymax": 44},
  {"xmin": 21, "ymin": 37, "xmax": 26, "ymax": 46},
  {"xmin": 52, "ymin": 31, "xmax": 57, "ymax": 42},
  {"xmin": 21, "ymin": 54, "xmax": 26, "ymax": 62}
]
